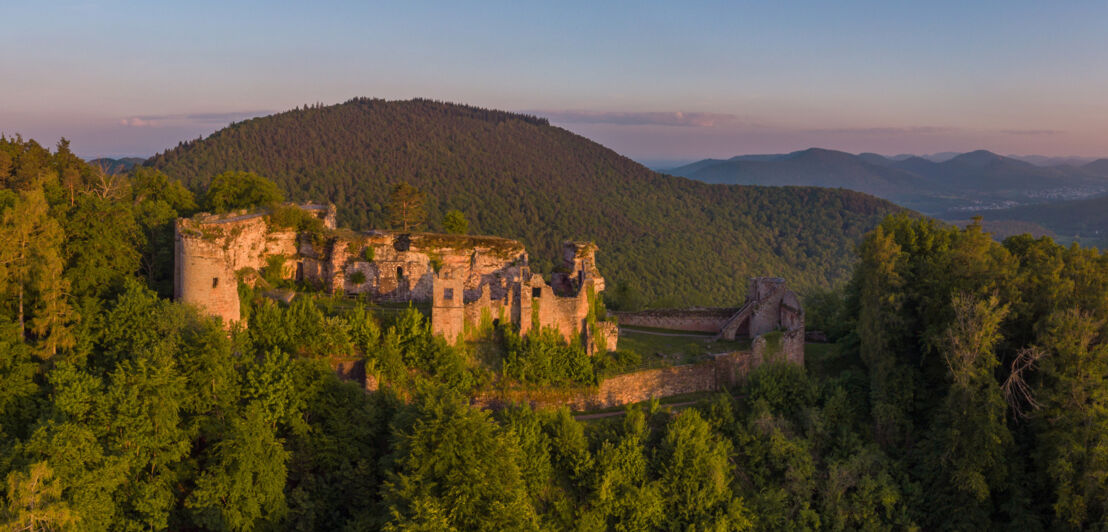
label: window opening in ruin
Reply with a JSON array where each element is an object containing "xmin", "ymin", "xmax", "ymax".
[
  {"xmin": 397, "ymin": 266, "xmax": 404, "ymax": 278},
  {"xmin": 212, "ymin": 277, "xmax": 219, "ymax": 288},
  {"xmin": 443, "ymin": 288, "xmax": 453, "ymax": 301},
  {"xmin": 532, "ymin": 287, "xmax": 542, "ymax": 298}
]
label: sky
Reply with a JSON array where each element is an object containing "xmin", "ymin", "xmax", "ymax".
[{"xmin": 2, "ymin": 1, "xmax": 1108, "ymax": 161}]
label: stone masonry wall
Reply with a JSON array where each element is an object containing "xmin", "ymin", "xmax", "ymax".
[
  {"xmin": 612, "ymin": 308, "xmax": 737, "ymax": 333},
  {"xmin": 473, "ymin": 350, "xmax": 757, "ymax": 411},
  {"xmin": 175, "ymin": 211, "xmax": 301, "ymax": 323}
]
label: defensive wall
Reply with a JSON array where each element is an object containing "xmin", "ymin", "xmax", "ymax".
[
  {"xmin": 612, "ymin": 307, "xmax": 736, "ymax": 333},
  {"xmin": 469, "ymin": 340, "xmax": 796, "ymax": 411}
]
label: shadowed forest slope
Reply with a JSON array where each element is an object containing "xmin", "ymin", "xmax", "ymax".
[{"xmin": 148, "ymin": 98, "xmax": 900, "ymax": 305}]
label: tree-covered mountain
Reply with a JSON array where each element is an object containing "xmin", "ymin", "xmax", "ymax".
[
  {"xmin": 670, "ymin": 148, "xmax": 1108, "ymax": 215},
  {"xmin": 6, "ymin": 133, "xmax": 1108, "ymax": 531},
  {"xmin": 147, "ymin": 98, "xmax": 901, "ymax": 306}
]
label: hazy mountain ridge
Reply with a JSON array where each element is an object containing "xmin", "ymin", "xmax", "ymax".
[
  {"xmin": 671, "ymin": 148, "xmax": 1108, "ymax": 215},
  {"xmin": 88, "ymin": 156, "xmax": 146, "ymax": 173}
]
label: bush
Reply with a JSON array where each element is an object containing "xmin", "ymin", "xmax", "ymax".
[
  {"xmin": 203, "ymin": 170, "xmax": 284, "ymax": 213},
  {"xmin": 501, "ymin": 326, "xmax": 595, "ymax": 387},
  {"xmin": 442, "ymin": 209, "xmax": 469, "ymax": 234},
  {"xmin": 269, "ymin": 204, "xmax": 325, "ymax": 233},
  {"xmin": 593, "ymin": 349, "xmax": 643, "ymax": 377},
  {"xmin": 349, "ymin": 270, "xmax": 367, "ymax": 285},
  {"xmin": 745, "ymin": 361, "xmax": 816, "ymax": 420}
]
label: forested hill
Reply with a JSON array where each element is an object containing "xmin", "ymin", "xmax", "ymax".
[{"xmin": 148, "ymin": 98, "xmax": 901, "ymax": 305}]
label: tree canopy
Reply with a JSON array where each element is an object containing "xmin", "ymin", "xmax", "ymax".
[{"xmin": 201, "ymin": 170, "xmax": 284, "ymax": 213}]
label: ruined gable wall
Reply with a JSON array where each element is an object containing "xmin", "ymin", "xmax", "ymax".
[
  {"xmin": 431, "ymin": 276, "xmax": 466, "ymax": 342},
  {"xmin": 532, "ymin": 279, "xmax": 590, "ymax": 345}
]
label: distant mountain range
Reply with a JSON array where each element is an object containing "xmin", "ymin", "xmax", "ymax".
[{"xmin": 667, "ymin": 148, "xmax": 1108, "ymax": 215}]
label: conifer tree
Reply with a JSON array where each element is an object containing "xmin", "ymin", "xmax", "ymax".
[{"xmin": 386, "ymin": 182, "xmax": 426, "ymax": 231}]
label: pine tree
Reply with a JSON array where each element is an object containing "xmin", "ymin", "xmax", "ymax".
[{"xmin": 386, "ymin": 182, "xmax": 426, "ymax": 231}]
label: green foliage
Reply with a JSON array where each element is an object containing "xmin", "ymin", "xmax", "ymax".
[
  {"xmin": 501, "ymin": 325, "xmax": 596, "ymax": 387},
  {"xmin": 348, "ymin": 270, "xmax": 366, "ymax": 285},
  {"xmin": 201, "ymin": 170, "xmax": 284, "ymax": 213},
  {"xmin": 268, "ymin": 203, "xmax": 325, "ymax": 233},
  {"xmin": 386, "ymin": 181, "xmax": 426, "ymax": 231},
  {"xmin": 442, "ymin": 209, "xmax": 469, "ymax": 234},
  {"xmin": 6, "ymin": 132, "xmax": 1108, "ymax": 530},
  {"xmin": 656, "ymin": 410, "xmax": 752, "ymax": 530},
  {"xmin": 186, "ymin": 402, "xmax": 290, "ymax": 530},
  {"xmin": 746, "ymin": 361, "xmax": 817, "ymax": 421},
  {"xmin": 383, "ymin": 389, "xmax": 538, "ymax": 531}
]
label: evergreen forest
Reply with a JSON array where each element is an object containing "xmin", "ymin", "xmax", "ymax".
[{"xmin": 3, "ymin": 132, "xmax": 1108, "ymax": 531}]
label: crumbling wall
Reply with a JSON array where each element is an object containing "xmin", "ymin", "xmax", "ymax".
[
  {"xmin": 747, "ymin": 277, "xmax": 787, "ymax": 337},
  {"xmin": 175, "ymin": 211, "xmax": 300, "ymax": 323},
  {"xmin": 431, "ymin": 275, "xmax": 466, "ymax": 342},
  {"xmin": 336, "ymin": 231, "xmax": 527, "ymax": 302},
  {"xmin": 175, "ymin": 204, "xmax": 335, "ymax": 323},
  {"xmin": 751, "ymin": 328, "xmax": 805, "ymax": 367},
  {"xmin": 586, "ymin": 321, "xmax": 620, "ymax": 355}
]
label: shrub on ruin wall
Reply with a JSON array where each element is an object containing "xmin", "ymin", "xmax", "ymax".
[
  {"xmin": 349, "ymin": 270, "xmax": 367, "ymax": 285},
  {"xmin": 593, "ymin": 349, "xmax": 644, "ymax": 378},
  {"xmin": 269, "ymin": 204, "xmax": 326, "ymax": 234},
  {"xmin": 263, "ymin": 254, "xmax": 288, "ymax": 287},
  {"xmin": 759, "ymin": 331, "xmax": 784, "ymax": 357}
]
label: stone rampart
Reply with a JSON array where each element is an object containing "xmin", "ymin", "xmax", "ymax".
[
  {"xmin": 473, "ymin": 350, "xmax": 758, "ymax": 411},
  {"xmin": 612, "ymin": 308, "xmax": 737, "ymax": 333}
]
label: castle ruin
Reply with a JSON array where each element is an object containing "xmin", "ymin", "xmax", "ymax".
[
  {"xmin": 175, "ymin": 203, "xmax": 804, "ymax": 384},
  {"xmin": 174, "ymin": 204, "xmax": 617, "ymax": 352}
]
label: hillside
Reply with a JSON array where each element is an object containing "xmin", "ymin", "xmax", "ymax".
[
  {"xmin": 671, "ymin": 148, "xmax": 1108, "ymax": 214},
  {"xmin": 952, "ymin": 193, "xmax": 1108, "ymax": 246},
  {"xmin": 147, "ymin": 98, "xmax": 901, "ymax": 306}
]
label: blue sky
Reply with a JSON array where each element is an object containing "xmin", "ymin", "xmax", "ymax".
[{"xmin": 2, "ymin": 1, "xmax": 1107, "ymax": 160}]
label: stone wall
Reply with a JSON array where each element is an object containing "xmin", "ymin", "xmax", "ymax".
[
  {"xmin": 612, "ymin": 308, "xmax": 737, "ymax": 333},
  {"xmin": 337, "ymin": 232, "xmax": 528, "ymax": 302},
  {"xmin": 751, "ymin": 328, "xmax": 805, "ymax": 366},
  {"xmin": 473, "ymin": 350, "xmax": 758, "ymax": 411},
  {"xmin": 174, "ymin": 209, "xmax": 306, "ymax": 323}
]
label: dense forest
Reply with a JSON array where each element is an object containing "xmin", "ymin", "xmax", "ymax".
[
  {"xmin": 147, "ymin": 98, "xmax": 901, "ymax": 307},
  {"xmin": 4, "ymin": 133, "xmax": 1108, "ymax": 531}
]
